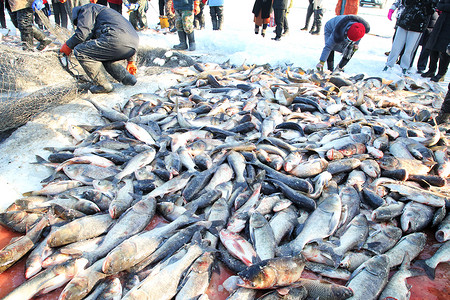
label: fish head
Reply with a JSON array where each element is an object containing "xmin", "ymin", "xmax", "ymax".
[
  {"xmin": 238, "ymin": 263, "xmax": 277, "ymax": 289},
  {"xmin": 332, "ymin": 285, "xmax": 353, "ymax": 299}
]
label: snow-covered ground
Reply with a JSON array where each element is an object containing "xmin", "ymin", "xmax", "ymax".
[{"xmin": 0, "ymin": 0, "xmax": 447, "ymax": 210}]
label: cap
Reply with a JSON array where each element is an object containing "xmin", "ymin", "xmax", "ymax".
[{"xmin": 347, "ymin": 23, "xmax": 365, "ymax": 42}]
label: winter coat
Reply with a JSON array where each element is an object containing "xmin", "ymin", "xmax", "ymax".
[
  {"xmin": 426, "ymin": 0, "xmax": 450, "ymax": 52},
  {"xmin": 320, "ymin": 15, "xmax": 370, "ymax": 62},
  {"xmin": 252, "ymin": 0, "xmax": 272, "ymax": 19},
  {"xmin": 208, "ymin": 0, "xmax": 224, "ymax": 6},
  {"xmin": 335, "ymin": 0, "xmax": 359, "ymax": 15},
  {"xmin": 66, "ymin": 4, "xmax": 138, "ymax": 51},
  {"xmin": 396, "ymin": 0, "xmax": 435, "ymax": 32},
  {"xmin": 173, "ymin": 0, "xmax": 194, "ymax": 10},
  {"xmin": 7, "ymin": 0, "xmax": 32, "ymax": 12},
  {"xmin": 419, "ymin": 10, "xmax": 438, "ymax": 45},
  {"xmin": 273, "ymin": 0, "xmax": 289, "ymax": 9}
]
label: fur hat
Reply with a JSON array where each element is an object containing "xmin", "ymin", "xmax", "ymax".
[{"xmin": 347, "ymin": 23, "xmax": 365, "ymax": 42}]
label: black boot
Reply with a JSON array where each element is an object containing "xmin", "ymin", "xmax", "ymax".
[
  {"xmin": 421, "ymin": 70, "xmax": 436, "ymax": 78},
  {"xmin": 187, "ymin": 32, "xmax": 195, "ymax": 51},
  {"xmin": 173, "ymin": 31, "xmax": 188, "ymax": 50},
  {"xmin": 78, "ymin": 58, "xmax": 114, "ymax": 94},
  {"xmin": 103, "ymin": 61, "xmax": 137, "ymax": 86},
  {"xmin": 33, "ymin": 26, "xmax": 52, "ymax": 51},
  {"xmin": 212, "ymin": 19, "xmax": 218, "ymax": 31},
  {"xmin": 301, "ymin": 26, "xmax": 308, "ymax": 31}
]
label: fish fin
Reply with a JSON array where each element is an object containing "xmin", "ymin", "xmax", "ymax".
[
  {"xmin": 206, "ymin": 220, "xmax": 226, "ymax": 237},
  {"xmin": 60, "ymin": 249, "xmax": 83, "ymax": 256},
  {"xmin": 414, "ymin": 259, "xmax": 435, "ymax": 280},
  {"xmin": 318, "ymin": 243, "xmax": 342, "ymax": 267},
  {"xmin": 22, "ymin": 191, "xmax": 33, "ymax": 197}
]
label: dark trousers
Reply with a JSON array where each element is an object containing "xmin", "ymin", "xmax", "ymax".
[
  {"xmin": 304, "ymin": 0, "xmax": 313, "ymax": 28},
  {"xmin": 0, "ymin": 0, "xmax": 6, "ymax": 28},
  {"xmin": 273, "ymin": 8, "xmax": 286, "ymax": 39},
  {"xmin": 108, "ymin": 2, "xmax": 122, "ymax": 14},
  {"xmin": 96, "ymin": 0, "xmax": 108, "ymax": 5},
  {"xmin": 52, "ymin": 1, "xmax": 68, "ymax": 28},
  {"xmin": 326, "ymin": 51, "xmax": 350, "ymax": 71},
  {"xmin": 16, "ymin": 8, "xmax": 34, "ymax": 44},
  {"xmin": 209, "ymin": 6, "xmax": 223, "ymax": 30},
  {"xmin": 158, "ymin": 0, "xmax": 164, "ymax": 15},
  {"xmin": 427, "ymin": 50, "xmax": 450, "ymax": 75}
]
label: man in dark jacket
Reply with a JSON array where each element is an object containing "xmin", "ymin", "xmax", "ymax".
[
  {"xmin": 422, "ymin": 0, "xmax": 450, "ymax": 82},
  {"xmin": 316, "ymin": 15, "xmax": 370, "ymax": 72},
  {"xmin": 272, "ymin": 0, "xmax": 289, "ymax": 41},
  {"xmin": 59, "ymin": 3, "xmax": 139, "ymax": 94}
]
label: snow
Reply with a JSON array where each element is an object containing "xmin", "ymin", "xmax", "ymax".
[{"xmin": 0, "ymin": 0, "xmax": 446, "ymax": 211}]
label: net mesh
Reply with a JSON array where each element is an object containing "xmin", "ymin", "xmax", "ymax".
[{"xmin": 0, "ymin": 44, "xmax": 79, "ymax": 132}]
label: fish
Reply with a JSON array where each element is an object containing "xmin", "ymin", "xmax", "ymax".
[
  {"xmin": 249, "ymin": 211, "xmax": 277, "ymax": 261},
  {"xmin": 436, "ymin": 214, "xmax": 450, "ymax": 242},
  {"xmin": 415, "ymin": 240, "xmax": 450, "ymax": 279},
  {"xmin": 237, "ymin": 255, "xmax": 306, "ymax": 289},
  {"xmin": 292, "ymin": 278, "xmax": 353, "ymax": 300},
  {"xmin": 362, "ymin": 225, "xmax": 403, "ymax": 255},
  {"xmin": 346, "ymin": 254, "xmax": 390, "ymax": 300},
  {"xmin": 2, "ymin": 258, "xmax": 89, "ymax": 300}
]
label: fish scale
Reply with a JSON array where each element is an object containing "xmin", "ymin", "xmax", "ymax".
[{"xmin": 2, "ymin": 61, "xmax": 450, "ymax": 300}]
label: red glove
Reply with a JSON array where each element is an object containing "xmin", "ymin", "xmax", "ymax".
[
  {"xmin": 127, "ymin": 61, "xmax": 137, "ymax": 75},
  {"xmin": 60, "ymin": 43, "xmax": 72, "ymax": 56},
  {"xmin": 194, "ymin": 0, "xmax": 200, "ymax": 15},
  {"xmin": 201, "ymin": 0, "xmax": 207, "ymax": 4}
]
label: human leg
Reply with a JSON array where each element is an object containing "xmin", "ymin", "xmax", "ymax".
[
  {"xmin": 273, "ymin": 9, "xmax": 283, "ymax": 40},
  {"xmin": 399, "ymin": 30, "xmax": 421, "ymax": 71},
  {"xmin": 422, "ymin": 50, "xmax": 438, "ymax": 77},
  {"xmin": 301, "ymin": 1, "xmax": 313, "ymax": 30},
  {"xmin": 210, "ymin": 6, "xmax": 218, "ymax": 30},
  {"xmin": 386, "ymin": 27, "xmax": 407, "ymax": 68},
  {"xmin": 16, "ymin": 8, "xmax": 34, "ymax": 50},
  {"xmin": 216, "ymin": 5, "xmax": 223, "ymax": 30}
]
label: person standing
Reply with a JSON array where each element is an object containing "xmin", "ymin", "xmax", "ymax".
[
  {"xmin": 123, "ymin": 0, "xmax": 149, "ymax": 31},
  {"xmin": 416, "ymin": 10, "xmax": 438, "ymax": 73},
  {"xmin": 52, "ymin": 0, "xmax": 69, "ymax": 28},
  {"xmin": 59, "ymin": 3, "xmax": 138, "ymax": 93},
  {"xmin": 435, "ymin": 43, "xmax": 450, "ymax": 124},
  {"xmin": 383, "ymin": 0, "xmax": 435, "ymax": 74},
  {"xmin": 301, "ymin": 0, "xmax": 314, "ymax": 31},
  {"xmin": 253, "ymin": 0, "xmax": 272, "ymax": 37},
  {"xmin": 422, "ymin": 0, "xmax": 450, "ymax": 82},
  {"xmin": 272, "ymin": 0, "xmax": 288, "ymax": 41},
  {"xmin": 309, "ymin": 0, "xmax": 324, "ymax": 35},
  {"xmin": 335, "ymin": 0, "xmax": 359, "ymax": 15},
  {"xmin": 6, "ymin": 0, "xmax": 52, "ymax": 50},
  {"xmin": 108, "ymin": 0, "xmax": 123, "ymax": 14},
  {"xmin": 172, "ymin": 0, "xmax": 199, "ymax": 51},
  {"xmin": 316, "ymin": 15, "xmax": 370, "ymax": 72},
  {"xmin": 208, "ymin": 0, "xmax": 223, "ymax": 30}
]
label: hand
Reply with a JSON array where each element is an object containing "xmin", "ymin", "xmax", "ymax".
[
  {"xmin": 32, "ymin": 0, "xmax": 44, "ymax": 11},
  {"xmin": 60, "ymin": 43, "xmax": 72, "ymax": 56},
  {"xmin": 130, "ymin": 3, "xmax": 139, "ymax": 10},
  {"xmin": 316, "ymin": 61, "xmax": 324, "ymax": 72},
  {"xmin": 194, "ymin": 0, "xmax": 200, "ymax": 15},
  {"xmin": 353, "ymin": 44, "xmax": 359, "ymax": 51},
  {"xmin": 387, "ymin": 9, "xmax": 394, "ymax": 21},
  {"xmin": 59, "ymin": 0, "xmax": 66, "ymax": 3},
  {"xmin": 127, "ymin": 61, "xmax": 137, "ymax": 75}
]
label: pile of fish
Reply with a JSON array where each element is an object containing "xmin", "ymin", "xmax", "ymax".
[{"xmin": 1, "ymin": 62, "xmax": 450, "ymax": 300}]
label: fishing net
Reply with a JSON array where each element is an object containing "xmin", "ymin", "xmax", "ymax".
[{"xmin": 0, "ymin": 44, "xmax": 79, "ymax": 132}]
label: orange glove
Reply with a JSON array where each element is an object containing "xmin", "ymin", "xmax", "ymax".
[
  {"xmin": 60, "ymin": 43, "xmax": 72, "ymax": 56},
  {"xmin": 127, "ymin": 61, "xmax": 137, "ymax": 75},
  {"xmin": 194, "ymin": 0, "xmax": 200, "ymax": 15}
]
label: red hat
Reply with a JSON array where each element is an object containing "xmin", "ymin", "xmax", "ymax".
[{"xmin": 347, "ymin": 23, "xmax": 365, "ymax": 42}]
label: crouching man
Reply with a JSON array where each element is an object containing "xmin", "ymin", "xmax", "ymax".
[
  {"xmin": 316, "ymin": 15, "xmax": 370, "ymax": 72},
  {"xmin": 59, "ymin": 3, "xmax": 138, "ymax": 93}
]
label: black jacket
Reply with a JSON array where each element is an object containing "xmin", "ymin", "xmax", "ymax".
[
  {"xmin": 252, "ymin": 0, "xmax": 272, "ymax": 19},
  {"xmin": 273, "ymin": 0, "xmax": 289, "ymax": 9},
  {"xmin": 426, "ymin": 0, "xmax": 450, "ymax": 52},
  {"xmin": 396, "ymin": 0, "xmax": 435, "ymax": 32},
  {"xmin": 66, "ymin": 3, "xmax": 139, "ymax": 51}
]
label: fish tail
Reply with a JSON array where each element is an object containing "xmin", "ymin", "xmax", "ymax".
[{"xmin": 415, "ymin": 259, "xmax": 435, "ymax": 280}]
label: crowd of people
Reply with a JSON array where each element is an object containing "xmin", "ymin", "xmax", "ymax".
[{"xmin": 1, "ymin": 0, "xmax": 448, "ymax": 122}]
